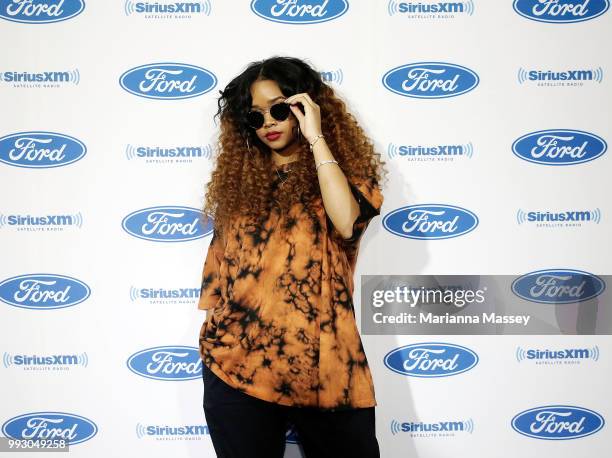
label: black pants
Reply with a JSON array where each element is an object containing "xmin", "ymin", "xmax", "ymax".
[{"xmin": 202, "ymin": 364, "xmax": 380, "ymax": 458}]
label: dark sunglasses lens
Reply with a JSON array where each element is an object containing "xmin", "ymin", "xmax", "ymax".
[
  {"xmin": 270, "ymin": 103, "xmax": 290, "ymax": 121},
  {"xmin": 246, "ymin": 103, "xmax": 290, "ymax": 129},
  {"xmin": 246, "ymin": 111, "xmax": 264, "ymax": 129}
]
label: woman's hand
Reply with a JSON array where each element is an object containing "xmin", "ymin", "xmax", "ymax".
[{"xmin": 284, "ymin": 92, "xmax": 323, "ymax": 145}]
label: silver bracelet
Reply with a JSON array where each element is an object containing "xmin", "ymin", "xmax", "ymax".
[
  {"xmin": 316, "ymin": 159, "xmax": 338, "ymax": 171},
  {"xmin": 309, "ymin": 134, "xmax": 325, "ymax": 152}
]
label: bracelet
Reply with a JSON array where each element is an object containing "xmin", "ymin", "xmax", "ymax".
[
  {"xmin": 309, "ymin": 134, "xmax": 325, "ymax": 152},
  {"xmin": 316, "ymin": 159, "xmax": 338, "ymax": 171}
]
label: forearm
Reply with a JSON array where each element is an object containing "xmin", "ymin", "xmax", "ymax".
[{"xmin": 311, "ymin": 137, "xmax": 359, "ymax": 239}]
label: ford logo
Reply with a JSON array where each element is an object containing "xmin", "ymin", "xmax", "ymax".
[
  {"xmin": 511, "ymin": 269, "xmax": 605, "ymax": 304},
  {"xmin": 512, "ymin": 405, "xmax": 605, "ymax": 439},
  {"xmin": 2, "ymin": 412, "xmax": 98, "ymax": 445},
  {"xmin": 383, "ymin": 204, "xmax": 478, "ymax": 240},
  {"xmin": 0, "ymin": 0, "xmax": 85, "ymax": 24},
  {"xmin": 126, "ymin": 346, "xmax": 202, "ymax": 380},
  {"xmin": 384, "ymin": 343, "xmax": 479, "ymax": 377},
  {"xmin": 0, "ymin": 131, "xmax": 87, "ymax": 169},
  {"xmin": 250, "ymin": 0, "xmax": 348, "ymax": 24},
  {"xmin": 513, "ymin": 0, "xmax": 610, "ymax": 23},
  {"xmin": 121, "ymin": 206, "xmax": 210, "ymax": 242},
  {"xmin": 0, "ymin": 274, "xmax": 91, "ymax": 310},
  {"xmin": 512, "ymin": 129, "xmax": 607, "ymax": 165},
  {"xmin": 119, "ymin": 63, "xmax": 217, "ymax": 100},
  {"xmin": 382, "ymin": 62, "xmax": 479, "ymax": 98}
]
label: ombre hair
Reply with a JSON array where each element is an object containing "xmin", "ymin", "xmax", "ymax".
[{"xmin": 201, "ymin": 55, "xmax": 387, "ymax": 240}]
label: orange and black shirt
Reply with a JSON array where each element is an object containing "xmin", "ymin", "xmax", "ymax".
[{"xmin": 197, "ymin": 160, "xmax": 383, "ymax": 410}]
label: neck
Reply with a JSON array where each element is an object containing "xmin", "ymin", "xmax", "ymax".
[{"xmin": 271, "ymin": 138, "xmax": 300, "ymax": 166}]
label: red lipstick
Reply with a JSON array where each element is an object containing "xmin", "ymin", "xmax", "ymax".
[{"xmin": 266, "ymin": 132, "xmax": 282, "ymax": 141}]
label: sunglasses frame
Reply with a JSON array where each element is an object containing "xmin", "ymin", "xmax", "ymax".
[{"xmin": 246, "ymin": 101, "xmax": 291, "ymax": 130}]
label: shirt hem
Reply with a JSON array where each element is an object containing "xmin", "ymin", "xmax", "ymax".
[{"xmin": 202, "ymin": 358, "xmax": 377, "ymax": 410}]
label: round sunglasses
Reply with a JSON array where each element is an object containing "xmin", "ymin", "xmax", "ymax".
[{"xmin": 246, "ymin": 102, "xmax": 291, "ymax": 130}]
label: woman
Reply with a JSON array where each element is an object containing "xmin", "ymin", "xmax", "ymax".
[{"xmin": 198, "ymin": 56, "xmax": 387, "ymax": 457}]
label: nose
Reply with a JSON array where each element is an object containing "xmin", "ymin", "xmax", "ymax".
[{"xmin": 262, "ymin": 110, "xmax": 277, "ymax": 128}]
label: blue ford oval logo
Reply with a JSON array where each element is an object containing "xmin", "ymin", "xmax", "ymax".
[
  {"xmin": 119, "ymin": 63, "xmax": 217, "ymax": 100},
  {"xmin": 513, "ymin": 0, "xmax": 610, "ymax": 23},
  {"xmin": 0, "ymin": 274, "xmax": 91, "ymax": 310},
  {"xmin": 127, "ymin": 346, "xmax": 202, "ymax": 380},
  {"xmin": 384, "ymin": 343, "xmax": 478, "ymax": 377},
  {"xmin": 512, "ymin": 129, "xmax": 607, "ymax": 165},
  {"xmin": 512, "ymin": 405, "xmax": 605, "ymax": 439},
  {"xmin": 511, "ymin": 269, "xmax": 605, "ymax": 304},
  {"xmin": 250, "ymin": 0, "xmax": 348, "ymax": 24},
  {"xmin": 0, "ymin": 0, "xmax": 85, "ymax": 24},
  {"xmin": 2, "ymin": 412, "xmax": 98, "ymax": 445},
  {"xmin": 383, "ymin": 204, "xmax": 478, "ymax": 240},
  {"xmin": 0, "ymin": 131, "xmax": 87, "ymax": 169},
  {"xmin": 382, "ymin": 62, "xmax": 479, "ymax": 98},
  {"xmin": 121, "ymin": 206, "xmax": 210, "ymax": 242}
]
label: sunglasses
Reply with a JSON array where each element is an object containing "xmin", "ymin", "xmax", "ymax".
[{"xmin": 246, "ymin": 102, "xmax": 291, "ymax": 130}]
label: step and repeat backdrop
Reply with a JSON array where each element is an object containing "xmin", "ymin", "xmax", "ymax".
[{"xmin": 1, "ymin": 1, "xmax": 611, "ymax": 457}]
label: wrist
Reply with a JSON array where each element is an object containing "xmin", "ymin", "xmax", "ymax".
[
  {"xmin": 307, "ymin": 133, "xmax": 324, "ymax": 144},
  {"xmin": 308, "ymin": 134, "xmax": 325, "ymax": 153}
]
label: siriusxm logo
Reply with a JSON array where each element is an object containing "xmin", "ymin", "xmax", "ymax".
[
  {"xmin": 516, "ymin": 208, "xmax": 601, "ymax": 227},
  {"xmin": 384, "ymin": 343, "xmax": 478, "ymax": 377},
  {"xmin": 0, "ymin": 0, "xmax": 85, "ymax": 24},
  {"xmin": 0, "ymin": 69, "xmax": 80, "ymax": 87},
  {"xmin": 0, "ymin": 274, "xmax": 90, "ymax": 310},
  {"xmin": 136, "ymin": 422, "xmax": 208, "ymax": 439},
  {"xmin": 125, "ymin": 144, "xmax": 213, "ymax": 162},
  {"xmin": 516, "ymin": 346, "xmax": 599, "ymax": 364},
  {"xmin": 390, "ymin": 418, "xmax": 474, "ymax": 436},
  {"xmin": 119, "ymin": 63, "xmax": 217, "ymax": 100},
  {"xmin": 0, "ymin": 212, "xmax": 83, "ymax": 231},
  {"xmin": 512, "ymin": 129, "xmax": 607, "ymax": 165},
  {"xmin": 2, "ymin": 412, "xmax": 98, "ymax": 445},
  {"xmin": 129, "ymin": 286, "xmax": 200, "ymax": 303},
  {"xmin": 513, "ymin": 0, "xmax": 610, "ymax": 23},
  {"xmin": 122, "ymin": 206, "xmax": 210, "ymax": 242},
  {"xmin": 383, "ymin": 204, "xmax": 478, "ymax": 240},
  {"xmin": 387, "ymin": 0, "xmax": 475, "ymax": 17},
  {"xmin": 512, "ymin": 406, "xmax": 605, "ymax": 439},
  {"xmin": 0, "ymin": 131, "xmax": 87, "ymax": 169},
  {"xmin": 4, "ymin": 352, "xmax": 89, "ymax": 368},
  {"xmin": 382, "ymin": 62, "xmax": 479, "ymax": 98},
  {"xmin": 319, "ymin": 68, "xmax": 343, "ymax": 84},
  {"xmin": 512, "ymin": 269, "xmax": 606, "ymax": 304},
  {"xmin": 388, "ymin": 142, "xmax": 474, "ymax": 161},
  {"xmin": 517, "ymin": 67, "xmax": 603, "ymax": 86},
  {"xmin": 250, "ymin": 0, "xmax": 348, "ymax": 24},
  {"xmin": 124, "ymin": 0, "xmax": 211, "ymax": 17},
  {"xmin": 126, "ymin": 346, "xmax": 202, "ymax": 380}
]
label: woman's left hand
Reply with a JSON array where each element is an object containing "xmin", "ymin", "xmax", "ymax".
[{"xmin": 285, "ymin": 92, "xmax": 323, "ymax": 145}]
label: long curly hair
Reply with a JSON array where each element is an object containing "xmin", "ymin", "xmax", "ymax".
[{"xmin": 200, "ymin": 55, "xmax": 387, "ymax": 241}]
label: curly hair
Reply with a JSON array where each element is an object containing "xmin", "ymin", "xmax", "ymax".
[{"xmin": 200, "ymin": 55, "xmax": 388, "ymax": 242}]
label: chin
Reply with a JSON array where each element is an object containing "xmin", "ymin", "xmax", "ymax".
[
  {"xmin": 272, "ymin": 141, "xmax": 291, "ymax": 151},
  {"xmin": 262, "ymin": 138, "xmax": 290, "ymax": 151}
]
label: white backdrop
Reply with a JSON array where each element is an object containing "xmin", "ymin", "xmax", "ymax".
[{"xmin": 1, "ymin": 1, "xmax": 611, "ymax": 457}]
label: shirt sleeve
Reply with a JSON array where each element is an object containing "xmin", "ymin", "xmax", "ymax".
[
  {"xmin": 197, "ymin": 227, "xmax": 224, "ymax": 311},
  {"xmin": 327, "ymin": 174, "xmax": 384, "ymax": 247}
]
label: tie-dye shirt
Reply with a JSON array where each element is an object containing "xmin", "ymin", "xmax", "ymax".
[{"xmin": 197, "ymin": 160, "xmax": 383, "ymax": 410}]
